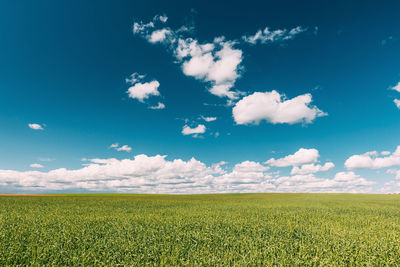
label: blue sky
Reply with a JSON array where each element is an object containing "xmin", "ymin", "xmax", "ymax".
[{"xmin": 1, "ymin": 0, "xmax": 400, "ymax": 193}]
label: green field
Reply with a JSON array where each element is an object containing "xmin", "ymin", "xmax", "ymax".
[{"xmin": 1, "ymin": 193, "xmax": 400, "ymax": 266}]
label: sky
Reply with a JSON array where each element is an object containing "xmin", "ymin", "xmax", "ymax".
[{"xmin": 1, "ymin": 0, "xmax": 400, "ymax": 193}]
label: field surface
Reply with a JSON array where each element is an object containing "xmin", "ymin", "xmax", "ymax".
[{"xmin": 1, "ymin": 193, "xmax": 400, "ymax": 266}]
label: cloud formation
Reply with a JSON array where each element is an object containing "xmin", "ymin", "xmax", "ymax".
[
  {"xmin": 182, "ymin": 124, "xmax": 206, "ymax": 136},
  {"xmin": 110, "ymin": 143, "xmax": 132, "ymax": 153},
  {"xmin": 291, "ymin": 162, "xmax": 335, "ymax": 175},
  {"xmin": 28, "ymin": 123, "xmax": 44, "ymax": 130},
  {"xmin": 233, "ymin": 91, "xmax": 326, "ymax": 125},
  {"xmin": 133, "ymin": 17, "xmax": 243, "ymax": 99},
  {"xmin": 30, "ymin": 163, "xmax": 44, "ymax": 168},
  {"xmin": 0, "ymin": 154, "xmax": 375, "ymax": 193},
  {"xmin": 265, "ymin": 148, "xmax": 334, "ymax": 176},
  {"xmin": 345, "ymin": 146, "xmax": 400, "ymax": 170},
  {"xmin": 126, "ymin": 73, "xmax": 161, "ymax": 103},
  {"xmin": 242, "ymin": 26, "xmax": 307, "ymax": 45},
  {"xmin": 392, "ymin": 82, "xmax": 400, "ymax": 93},
  {"xmin": 394, "ymin": 99, "xmax": 400, "ymax": 109},
  {"xmin": 266, "ymin": 148, "xmax": 320, "ymax": 167},
  {"xmin": 201, "ymin": 116, "xmax": 217, "ymax": 122},
  {"xmin": 132, "ymin": 15, "xmax": 306, "ymax": 101},
  {"xmin": 178, "ymin": 38, "xmax": 243, "ymax": 99},
  {"xmin": 149, "ymin": 102, "xmax": 166, "ymax": 110}
]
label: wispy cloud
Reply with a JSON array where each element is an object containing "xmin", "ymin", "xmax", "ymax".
[
  {"xmin": 394, "ymin": 99, "xmax": 400, "ymax": 109},
  {"xmin": 38, "ymin": 158, "xmax": 55, "ymax": 162},
  {"xmin": 392, "ymin": 82, "xmax": 400, "ymax": 93},
  {"xmin": 30, "ymin": 163, "xmax": 44, "ymax": 168},
  {"xmin": 110, "ymin": 143, "xmax": 132, "ymax": 152},
  {"xmin": 201, "ymin": 116, "xmax": 217, "ymax": 122},
  {"xmin": 149, "ymin": 102, "xmax": 166, "ymax": 110},
  {"xmin": 242, "ymin": 26, "xmax": 307, "ymax": 45},
  {"xmin": 28, "ymin": 123, "xmax": 44, "ymax": 130}
]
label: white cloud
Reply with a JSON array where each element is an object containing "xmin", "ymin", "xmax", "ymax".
[
  {"xmin": 127, "ymin": 81, "xmax": 160, "ymax": 102},
  {"xmin": 232, "ymin": 91, "xmax": 326, "ymax": 125},
  {"xmin": 132, "ymin": 16, "xmax": 310, "ymax": 102},
  {"xmin": 233, "ymin": 161, "xmax": 269, "ymax": 172},
  {"xmin": 333, "ymin": 172, "xmax": 375, "ymax": 186},
  {"xmin": 242, "ymin": 26, "xmax": 307, "ymax": 45},
  {"xmin": 132, "ymin": 14, "xmax": 168, "ymax": 35},
  {"xmin": 0, "ymin": 153, "xmax": 377, "ymax": 193},
  {"xmin": 148, "ymin": 29, "xmax": 172, "ymax": 43},
  {"xmin": 394, "ymin": 99, "xmax": 400, "ymax": 109},
  {"xmin": 110, "ymin": 143, "xmax": 132, "ymax": 153},
  {"xmin": 178, "ymin": 38, "xmax": 243, "ymax": 99},
  {"xmin": 201, "ymin": 116, "xmax": 217, "ymax": 122},
  {"xmin": 392, "ymin": 82, "xmax": 400, "ymax": 93},
  {"xmin": 30, "ymin": 163, "xmax": 44, "ymax": 168},
  {"xmin": 28, "ymin": 123, "xmax": 44, "ymax": 130},
  {"xmin": 275, "ymin": 172, "xmax": 375, "ymax": 193},
  {"xmin": 149, "ymin": 102, "xmax": 165, "ymax": 110},
  {"xmin": 182, "ymin": 124, "xmax": 206, "ymax": 136},
  {"xmin": 132, "ymin": 16, "xmax": 243, "ymax": 100},
  {"xmin": 116, "ymin": 145, "xmax": 132, "ymax": 152},
  {"xmin": 290, "ymin": 162, "xmax": 335, "ymax": 175},
  {"xmin": 133, "ymin": 21, "xmax": 154, "ymax": 34},
  {"xmin": 266, "ymin": 148, "xmax": 320, "ymax": 167},
  {"xmin": 345, "ymin": 146, "xmax": 400, "ymax": 170},
  {"xmin": 126, "ymin": 73, "xmax": 162, "ymax": 104}
]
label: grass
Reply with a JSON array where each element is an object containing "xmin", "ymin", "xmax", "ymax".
[{"xmin": 0, "ymin": 193, "xmax": 400, "ymax": 266}]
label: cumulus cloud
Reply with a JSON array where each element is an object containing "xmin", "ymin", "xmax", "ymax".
[
  {"xmin": 242, "ymin": 26, "xmax": 307, "ymax": 45},
  {"xmin": 0, "ymin": 153, "xmax": 376, "ymax": 193},
  {"xmin": 149, "ymin": 102, "xmax": 166, "ymax": 110},
  {"xmin": 110, "ymin": 143, "xmax": 132, "ymax": 153},
  {"xmin": 28, "ymin": 123, "xmax": 44, "ymax": 130},
  {"xmin": 392, "ymin": 82, "xmax": 400, "ymax": 93},
  {"xmin": 30, "ymin": 163, "xmax": 44, "ymax": 168},
  {"xmin": 182, "ymin": 124, "xmax": 206, "ymax": 136},
  {"xmin": 266, "ymin": 148, "xmax": 320, "ymax": 167},
  {"xmin": 232, "ymin": 91, "xmax": 326, "ymax": 125},
  {"xmin": 178, "ymin": 38, "xmax": 243, "ymax": 99},
  {"xmin": 233, "ymin": 161, "xmax": 269, "ymax": 172},
  {"xmin": 290, "ymin": 162, "xmax": 335, "ymax": 175},
  {"xmin": 345, "ymin": 146, "xmax": 400, "ymax": 170},
  {"xmin": 275, "ymin": 172, "xmax": 375, "ymax": 193},
  {"xmin": 133, "ymin": 16, "xmax": 243, "ymax": 100},
  {"xmin": 126, "ymin": 73, "xmax": 161, "ymax": 103},
  {"xmin": 132, "ymin": 15, "xmax": 309, "ymax": 102}
]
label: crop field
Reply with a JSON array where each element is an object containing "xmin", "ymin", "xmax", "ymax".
[{"xmin": 1, "ymin": 193, "xmax": 400, "ymax": 266}]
